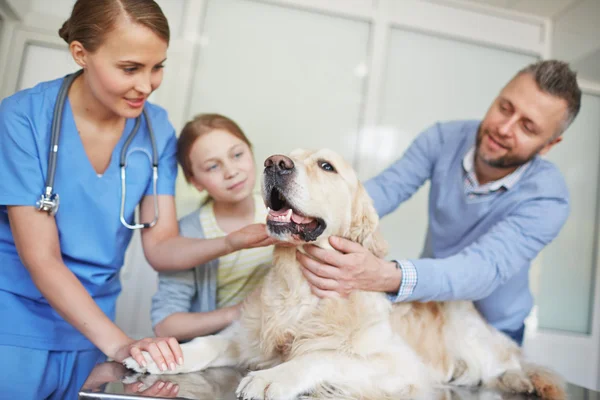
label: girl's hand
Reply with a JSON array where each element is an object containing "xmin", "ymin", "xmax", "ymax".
[
  {"xmin": 113, "ymin": 337, "xmax": 183, "ymax": 372},
  {"xmin": 229, "ymin": 302, "xmax": 244, "ymax": 321},
  {"xmin": 225, "ymin": 223, "xmax": 278, "ymax": 252}
]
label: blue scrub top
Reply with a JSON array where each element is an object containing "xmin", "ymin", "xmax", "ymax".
[{"xmin": 0, "ymin": 75, "xmax": 178, "ymax": 350}]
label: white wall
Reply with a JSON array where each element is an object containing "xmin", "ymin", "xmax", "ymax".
[
  {"xmin": 552, "ymin": 0, "xmax": 600, "ymax": 84},
  {"xmin": 3, "ymin": 0, "xmax": 31, "ymax": 19}
]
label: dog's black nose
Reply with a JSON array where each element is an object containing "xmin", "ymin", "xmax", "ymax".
[{"xmin": 265, "ymin": 155, "xmax": 294, "ymax": 174}]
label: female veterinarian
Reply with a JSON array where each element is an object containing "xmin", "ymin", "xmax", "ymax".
[{"xmin": 0, "ymin": 1, "xmax": 276, "ymax": 398}]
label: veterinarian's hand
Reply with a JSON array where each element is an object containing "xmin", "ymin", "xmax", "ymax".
[
  {"xmin": 81, "ymin": 361, "xmax": 180, "ymax": 397},
  {"xmin": 225, "ymin": 223, "xmax": 278, "ymax": 252},
  {"xmin": 297, "ymin": 236, "xmax": 401, "ymax": 298},
  {"xmin": 124, "ymin": 379, "xmax": 180, "ymax": 397},
  {"xmin": 81, "ymin": 362, "xmax": 129, "ymax": 392},
  {"xmin": 113, "ymin": 336, "xmax": 183, "ymax": 373}
]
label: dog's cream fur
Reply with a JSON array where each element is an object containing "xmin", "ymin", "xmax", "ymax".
[{"xmin": 125, "ymin": 149, "xmax": 565, "ymax": 400}]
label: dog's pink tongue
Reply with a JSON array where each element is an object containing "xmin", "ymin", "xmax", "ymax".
[{"xmin": 291, "ymin": 212, "xmax": 314, "ymax": 224}]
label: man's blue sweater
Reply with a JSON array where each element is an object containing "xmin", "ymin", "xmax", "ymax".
[{"xmin": 365, "ymin": 120, "xmax": 570, "ymax": 331}]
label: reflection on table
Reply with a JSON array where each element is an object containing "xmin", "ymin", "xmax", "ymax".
[{"xmin": 79, "ymin": 361, "xmax": 598, "ymax": 400}]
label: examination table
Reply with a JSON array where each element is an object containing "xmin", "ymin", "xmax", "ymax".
[{"xmin": 78, "ymin": 360, "xmax": 598, "ymax": 400}]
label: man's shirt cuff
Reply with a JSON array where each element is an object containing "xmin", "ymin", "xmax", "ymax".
[{"xmin": 387, "ymin": 260, "xmax": 417, "ymax": 302}]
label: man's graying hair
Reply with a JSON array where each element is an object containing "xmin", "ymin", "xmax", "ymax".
[{"xmin": 517, "ymin": 60, "xmax": 582, "ymax": 136}]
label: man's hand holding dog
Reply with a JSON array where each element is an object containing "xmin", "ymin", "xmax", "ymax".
[{"xmin": 297, "ymin": 236, "xmax": 402, "ymax": 298}]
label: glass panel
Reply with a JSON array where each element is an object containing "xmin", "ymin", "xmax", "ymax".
[
  {"xmin": 535, "ymin": 93, "xmax": 600, "ymax": 334},
  {"xmin": 367, "ymin": 28, "xmax": 536, "ymax": 261},
  {"xmin": 18, "ymin": 44, "xmax": 78, "ymax": 91},
  {"xmin": 179, "ymin": 0, "xmax": 370, "ymax": 215}
]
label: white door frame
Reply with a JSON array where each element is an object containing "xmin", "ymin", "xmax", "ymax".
[{"xmin": 0, "ymin": 2, "xmax": 21, "ymax": 96}]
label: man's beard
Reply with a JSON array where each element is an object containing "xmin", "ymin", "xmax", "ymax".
[{"xmin": 475, "ymin": 126, "xmax": 542, "ymax": 169}]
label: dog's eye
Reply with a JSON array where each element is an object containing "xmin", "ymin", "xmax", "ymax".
[{"xmin": 318, "ymin": 160, "xmax": 336, "ymax": 173}]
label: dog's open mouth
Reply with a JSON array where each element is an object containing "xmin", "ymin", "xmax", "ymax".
[{"xmin": 266, "ymin": 187, "xmax": 326, "ymax": 242}]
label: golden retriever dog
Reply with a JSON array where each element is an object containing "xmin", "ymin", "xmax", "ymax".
[{"xmin": 125, "ymin": 149, "xmax": 565, "ymax": 400}]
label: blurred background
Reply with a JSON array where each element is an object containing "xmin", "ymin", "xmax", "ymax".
[{"xmin": 0, "ymin": 0, "xmax": 598, "ymax": 391}]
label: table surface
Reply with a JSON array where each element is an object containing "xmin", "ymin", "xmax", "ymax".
[{"xmin": 78, "ymin": 361, "xmax": 599, "ymax": 400}]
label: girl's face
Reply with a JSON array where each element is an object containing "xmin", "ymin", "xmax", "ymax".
[
  {"xmin": 72, "ymin": 16, "xmax": 168, "ymax": 119},
  {"xmin": 188, "ymin": 130, "xmax": 256, "ymax": 205}
]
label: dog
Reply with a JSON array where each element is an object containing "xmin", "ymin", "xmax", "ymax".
[{"xmin": 124, "ymin": 148, "xmax": 565, "ymax": 400}]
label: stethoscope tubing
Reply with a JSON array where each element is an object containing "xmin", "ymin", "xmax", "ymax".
[
  {"xmin": 39, "ymin": 69, "xmax": 159, "ymax": 229},
  {"xmin": 46, "ymin": 69, "xmax": 83, "ymax": 195}
]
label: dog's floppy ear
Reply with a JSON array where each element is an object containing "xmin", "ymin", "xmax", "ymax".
[{"xmin": 347, "ymin": 183, "xmax": 388, "ymax": 258}]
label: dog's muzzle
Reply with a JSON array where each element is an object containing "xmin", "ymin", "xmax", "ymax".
[{"xmin": 263, "ymin": 155, "xmax": 326, "ymax": 242}]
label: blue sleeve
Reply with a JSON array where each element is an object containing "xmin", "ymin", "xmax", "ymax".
[
  {"xmin": 151, "ymin": 269, "xmax": 196, "ymax": 328},
  {"xmin": 0, "ymin": 98, "xmax": 44, "ymax": 207},
  {"xmin": 405, "ymin": 196, "xmax": 569, "ymax": 302},
  {"xmin": 145, "ymin": 108, "xmax": 177, "ymax": 196},
  {"xmin": 364, "ymin": 123, "xmax": 444, "ymax": 217}
]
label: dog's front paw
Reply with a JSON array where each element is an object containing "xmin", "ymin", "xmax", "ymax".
[
  {"xmin": 123, "ymin": 356, "xmax": 148, "ymax": 374},
  {"xmin": 121, "ymin": 373, "xmax": 144, "ymax": 385},
  {"xmin": 236, "ymin": 370, "xmax": 300, "ymax": 400},
  {"xmin": 123, "ymin": 352, "xmax": 172, "ymax": 375}
]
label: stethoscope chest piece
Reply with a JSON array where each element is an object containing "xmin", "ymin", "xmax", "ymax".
[{"xmin": 37, "ymin": 190, "xmax": 60, "ymax": 216}]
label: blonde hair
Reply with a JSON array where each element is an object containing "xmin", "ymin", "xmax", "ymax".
[{"xmin": 59, "ymin": 0, "xmax": 170, "ymax": 52}]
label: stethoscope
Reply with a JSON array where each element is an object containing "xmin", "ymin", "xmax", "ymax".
[{"xmin": 37, "ymin": 69, "xmax": 160, "ymax": 229}]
